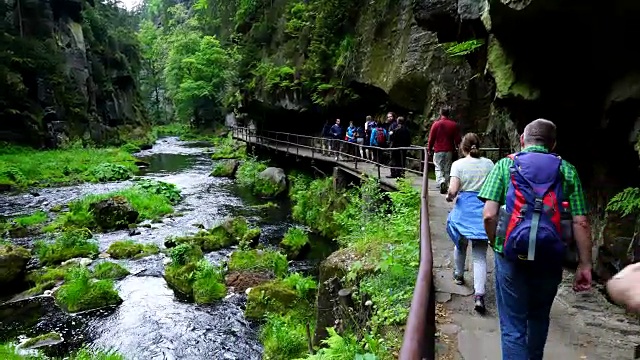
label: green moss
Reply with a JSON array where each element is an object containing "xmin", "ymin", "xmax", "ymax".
[
  {"xmin": 486, "ymin": 36, "xmax": 539, "ymax": 100},
  {"xmin": 245, "ymin": 281, "xmax": 299, "ymax": 320},
  {"xmin": 55, "ymin": 267, "xmax": 122, "ymax": 313},
  {"xmin": 228, "ymin": 249, "xmax": 288, "ymax": 277},
  {"xmin": 164, "ymin": 245, "xmax": 226, "ymax": 303},
  {"xmin": 19, "ymin": 332, "xmax": 63, "ymax": 349},
  {"xmin": 25, "ymin": 264, "xmax": 77, "ymax": 295},
  {"xmin": 211, "ymin": 160, "xmax": 238, "ymax": 177},
  {"xmin": 280, "ymin": 227, "xmax": 309, "ymax": 259},
  {"xmin": 168, "ymin": 217, "xmax": 260, "ymax": 252},
  {"xmin": 93, "ymin": 262, "xmax": 130, "ymax": 280},
  {"xmin": 0, "ymin": 244, "xmax": 31, "ymax": 284},
  {"xmin": 35, "ymin": 229, "xmax": 99, "ymax": 266},
  {"xmin": 107, "ymin": 240, "xmax": 160, "ymax": 259},
  {"xmin": 0, "ymin": 146, "xmax": 139, "ymax": 189},
  {"xmin": 236, "ymin": 159, "xmax": 282, "ymax": 198}
]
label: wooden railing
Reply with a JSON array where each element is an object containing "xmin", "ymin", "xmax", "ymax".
[{"xmin": 231, "ymin": 126, "xmax": 507, "ymax": 359}]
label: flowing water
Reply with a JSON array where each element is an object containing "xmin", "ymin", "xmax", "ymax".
[{"xmin": 0, "ymin": 137, "xmax": 334, "ymax": 359}]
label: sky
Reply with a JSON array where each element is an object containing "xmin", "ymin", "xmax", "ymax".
[{"xmin": 118, "ymin": 0, "xmax": 142, "ymax": 10}]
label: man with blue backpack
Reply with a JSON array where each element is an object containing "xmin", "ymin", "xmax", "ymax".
[{"xmin": 478, "ymin": 119, "xmax": 593, "ymax": 360}]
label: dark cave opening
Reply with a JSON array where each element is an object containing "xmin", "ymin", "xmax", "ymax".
[{"xmin": 488, "ymin": 0, "xmax": 640, "ymax": 195}]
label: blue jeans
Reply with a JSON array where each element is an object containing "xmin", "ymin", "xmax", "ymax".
[{"xmin": 494, "ymin": 254, "xmax": 563, "ymax": 360}]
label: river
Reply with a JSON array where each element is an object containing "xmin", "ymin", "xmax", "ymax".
[{"xmin": 0, "ymin": 137, "xmax": 333, "ymax": 359}]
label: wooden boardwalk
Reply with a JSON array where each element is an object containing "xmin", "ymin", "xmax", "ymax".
[{"xmin": 232, "ymin": 130, "xmax": 427, "ymax": 191}]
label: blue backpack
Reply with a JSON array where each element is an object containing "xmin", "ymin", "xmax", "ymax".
[{"xmin": 502, "ymin": 152, "xmax": 567, "ymax": 262}]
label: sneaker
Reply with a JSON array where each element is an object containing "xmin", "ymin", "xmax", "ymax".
[
  {"xmin": 453, "ymin": 273, "xmax": 465, "ymax": 285},
  {"xmin": 440, "ymin": 182, "xmax": 448, "ymax": 194},
  {"xmin": 474, "ymin": 295, "xmax": 486, "ymax": 314}
]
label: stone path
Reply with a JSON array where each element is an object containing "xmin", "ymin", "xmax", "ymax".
[{"xmin": 428, "ymin": 186, "xmax": 640, "ymax": 360}]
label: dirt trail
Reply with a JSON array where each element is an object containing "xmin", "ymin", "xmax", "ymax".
[{"xmin": 429, "ymin": 188, "xmax": 640, "ymax": 360}]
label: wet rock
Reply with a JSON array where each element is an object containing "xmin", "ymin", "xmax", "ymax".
[
  {"xmin": 313, "ymin": 248, "xmax": 375, "ymax": 345},
  {"xmin": 139, "ymin": 144, "xmax": 153, "ymax": 150},
  {"xmin": 61, "ymin": 257, "xmax": 93, "ymax": 267},
  {"xmin": 225, "ymin": 271, "xmax": 273, "ymax": 293},
  {"xmin": 89, "ymin": 195, "xmax": 139, "ymax": 230},
  {"xmin": 135, "ymin": 160, "xmax": 150, "ymax": 167},
  {"xmin": 0, "ymin": 244, "xmax": 31, "ymax": 295},
  {"xmin": 128, "ymin": 228, "xmax": 141, "ymax": 236},
  {"xmin": 211, "ymin": 160, "xmax": 240, "ymax": 178},
  {"xmin": 245, "ymin": 281, "xmax": 298, "ymax": 320},
  {"xmin": 0, "ymin": 183, "xmax": 12, "ymax": 193},
  {"xmin": 19, "ymin": 331, "xmax": 64, "ymax": 349},
  {"xmin": 596, "ymin": 212, "xmax": 640, "ymax": 281},
  {"xmin": 257, "ymin": 167, "xmax": 287, "ymax": 197},
  {"xmin": 167, "ymin": 216, "xmax": 260, "ymax": 252}
]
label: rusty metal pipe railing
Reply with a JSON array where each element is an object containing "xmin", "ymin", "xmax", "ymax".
[{"xmin": 399, "ymin": 148, "xmax": 435, "ymax": 360}]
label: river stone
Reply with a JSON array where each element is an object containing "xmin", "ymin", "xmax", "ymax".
[
  {"xmin": 89, "ymin": 195, "xmax": 139, "ymax": 230},
  {"xmin": 0, "ymin": 244, "xmax": 31, "ymax": 293},
  {"xmin": 257, "ymin": 167, "xmax": 287, "ymax": 196},
  {"xmin": 61, "ymin": 257, "xmax": 93, "ymax": 267},
  {"xmin": 19, "ymin": 332, "xmax": 64, "ymax": 349}
]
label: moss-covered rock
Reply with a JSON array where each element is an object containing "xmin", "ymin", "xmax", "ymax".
[
  {"xmin": 211, "ymin": 160, "xmax": 240, "ymax": 177},
  {"xmin": 35, "ymin": 229, "xmax": 99, "ymax": 266},
  {"xmin": 107, "ymin": 240, "xmax": 160, "ymax": 259},
  {"xmin": 89, "ymin": 195, "xmax": 140, "ymax": 231},
  {"xmin": 54, "ymin": 267, "xmax": 122, "ymax": 313},
  {"xmin": 93, "ymin": 262, "xmax": 130, "ymax": 280},
  {"xmin": 19, "ymin": 332, "xmax": 64, "ymax": 349},
  {"xmin": 0, "ymin": 244, "xmax": 31, "ymax": 293},
  {"xmin": 486, "ymin": 35, "xmax": 540, "ymax": 100},
  {"xmin": 225, "ymin": 271, "xmax": 274, "ymax": 293},
  {"xmin": 228, "ymin": 249, "xmax": 288, "ymax": 278},
  {"xmin": 166, "ymin": 216, "xmax": 261, "ymax": 252},
  {"xmin": 279, "ymin": 227, "xmax": 310, "ymax": 260},
  {"xmin": 245, "ymin": 281, "xmax": 299, "ymax": 320}
]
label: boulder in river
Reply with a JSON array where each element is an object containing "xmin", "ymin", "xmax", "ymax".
[
  {"xmin": 18, "ymin": 331, "xmax": 64, "ymax": 349},
  {"xmin": 257, "ymin": 167, "xmax": 287, "ymax": 197},
  {"xmin": 89, "ymin": 196, "xmax": 139, "ymax": 230},
  {"xmin": 245, "ymin": 281, "xmax": 299, "ymax": 320},
  {"xmin": 0, "ymin": 244, "xmax": 31, "ymax": 295},
  {"xmin": 211, "ymin": 160, "xmax": 240, "ymax": 178}
]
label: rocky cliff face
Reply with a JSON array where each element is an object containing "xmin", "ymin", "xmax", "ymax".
[{"xmin": 0, "ymin": 0, "xmax": 147, "ymax": 147}]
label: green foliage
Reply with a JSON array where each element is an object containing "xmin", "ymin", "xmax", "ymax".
[
  {"xmin": 35, "ymin": 229, "xmax": 99, "ymax": 266},
  {"xmin": 133, "ymin": 179, "xmax": 182, "ymax": 204},
  {"xmin": 90, "ymin": 163, "xmax": 133, "ymax": 182},
  {"xmin": 606, "ymin": 187, "xmax": 640, "ymax": 217},
  {"xmin": 236, "ymin": 158, "xmax": 281, "ymax": 197},
  {"xmin": 107, "ymin": 240, "xmax": 160, "ymax": 259},
  {"xmin": 0, "ymin": 146, "xmax": 139, "ymax": 189},
  {"xmin": 51, "ymin": 185, "xmax": 176, "ymax": 230},
  {"xmin": 289, "ymin": 174, "xmax": 346, "ymax": 238},
  {"xmin": 260, "ymin": 313, "xmax": 309, "ymax": 360},
  {"xmin": 55, "ymin": 267, "xmax": 122, "ymax": 313},
  {"xmin": 281, "ymin": 272, "xmax": 317, "ymax": 300},
  {"xmin": 280, "ymin": 227, "xmax": 310, "ymax": 259},
  {"xmin": 93, "ymin": 262, "xmax": 130, "ymax": 280},
  {"xmin": 0, "ymin": 342, "xmax": 124, "ymax": 360},
  {"xmin": 210, "ymin": 134, "xmax": 247, "ymax": 160},
  {"xmin": 13, "ymin": 211, "xmax": 47, "ymax": 227},
  {"xmin": 441, "ymin": 39, "xmax": 485, "ymax": 57},
  {"xmin": 227, "ymin": 249, "xmax": 289, "ymax": 277},
  {"xmin": 304, "ymin": 328, "xmax": 364, "ymax": 360},
  {"xmin": 164, "ymin": 245, "xmax": 227, "ymax": 304}
]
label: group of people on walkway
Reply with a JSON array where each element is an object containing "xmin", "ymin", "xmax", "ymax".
[
  {"xmin": 320, "ymin": 112, "xmax": 412, "ymax": 178},
  {"xmin": 438, "ymin": 116, "xmax": 596, "ymax": 359}
]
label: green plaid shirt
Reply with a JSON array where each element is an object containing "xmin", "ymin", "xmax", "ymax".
[
  {"xmin": 478, "ymin": 145, "xmax": 588, "ymax": 252},
  {"xmin": 478, "ymin": 146, "xmax": 588, "ymax": 215}
]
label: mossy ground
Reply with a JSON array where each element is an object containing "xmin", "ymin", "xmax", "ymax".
[
  {"xmin": 168, "ymin": 216, "xmax": 260, "ymax": 252},
  {"xmin": 227, "ymin": 249, "xmax": 288, "ymax": 277},
  {"xmin": 0, "ymin": 144, "xmax": 140, "ymax": 190},
  {"xmin": 92, "ymin": 262, "xmax": 130, "ymax": 280},
  {"xmin": 106, "ymin": 240, "xmax": 160, "ymax": 259},
  {"xmin": 35, "ymin": 229, "xmax": 99, "ymax": 266},
  {"xmin": 54, "ymin": 267, "xmax": 122, "ymax": 313},
  {"xmin": 163, "ymin": 244, "xmax": 227, "ymax": 304}
]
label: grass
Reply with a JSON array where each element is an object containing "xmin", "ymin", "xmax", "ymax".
[
  {"xmin": 13, "ymin": 211, "xmax": 48, "ymax": 227},
  {"xmin": 0, "ymin": 342, "xmax": 125, "ymax": 359},
  {"xmin": 93, "ymin": 262, "xmax": 130, "ymax": 280},
  {"xmin": 25, "ymin": 264, "xmax": 77, "ymax": 295},
  {"xmin": 236, "ymin": 159, "xmax": 282, "ymax": 197},
  {"xmin": 153, "ymin": 123, "xmax": 227, "ymax": 142},
  {"xmin": 107, "ymin": 240, "xmax": 160, "ymax": 259},
  {"xmin": 227, "ymin": 249, "xmax": 289, "ymax": 277},
  {"xmin": 0, "ymin": 144, "xmax": 139, "ymax": 189},
  {"xmin": 280, "ymin": 227, "xmax": 309, "ymax": 259},
  {"xmin": 164, "ymin": 244, "xmax": 227, "ymax": 304},
  {"xmin": 55, "ymin": 267, "xmax": 122, "ymax": 313},
  {"xmin": 35, "ymin": 229, "xmax": 99, "ymax": 266},
  {"xmin": 49, "ymin": 184, "xmax": 176, "ymax": 231}
]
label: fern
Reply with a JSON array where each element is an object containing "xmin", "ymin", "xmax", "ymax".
[
  {"xmin": 606, "ymin": 187, "xmax": 640, "ymax": 217},
  {"xmin": 441, "ymin": 39, "xmax": 485, "ymax": 57}
]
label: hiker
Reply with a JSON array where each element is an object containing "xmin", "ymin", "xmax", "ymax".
[
  {"xmin": 607, "ymin": 262, "xmax": 640, "ymax": 312},
  {"xmin": 355, "ymin": 123, "xmax": 366, "ymax": 159},
  {"xmin": 346, "ymin": 121, "xmax": 357, "ymax": 159},
  {"xmin": 369, "ymin": 120, "xmax": 388, "ymax": 163},
  {"xmin": 364, "ymin": 115, "xmax": 377, "ymax": 161},
  {"xmin": 428, "ymin": 106, "xmax": 461, "ymax": 194},
  {"xmin": 321, "ymin": 120, "xmax": 332, "ymax": 156},
  {"xmin": 478, "ymin": 119, "xmax": 593, "ymax": 360},
  {"xmin": 388, "ymin": 117, "xmax": 411, "ymax": 178},
  {"xmin": 445, "ymin": 133, "xmax": 494, "ymax": 313},
  {"xmin": 330, "ymin": 118, "xmax": 343, "ymax": 160}
]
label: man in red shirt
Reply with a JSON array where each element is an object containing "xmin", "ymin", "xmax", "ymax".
[{"xmin": 427, "ymin": 106, "xmax": 462, "ymax": 194}]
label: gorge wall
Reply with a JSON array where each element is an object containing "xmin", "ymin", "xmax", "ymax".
[{"xmin": 0, "ymin": 0, "xmax": 147, "ymax": 147}]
